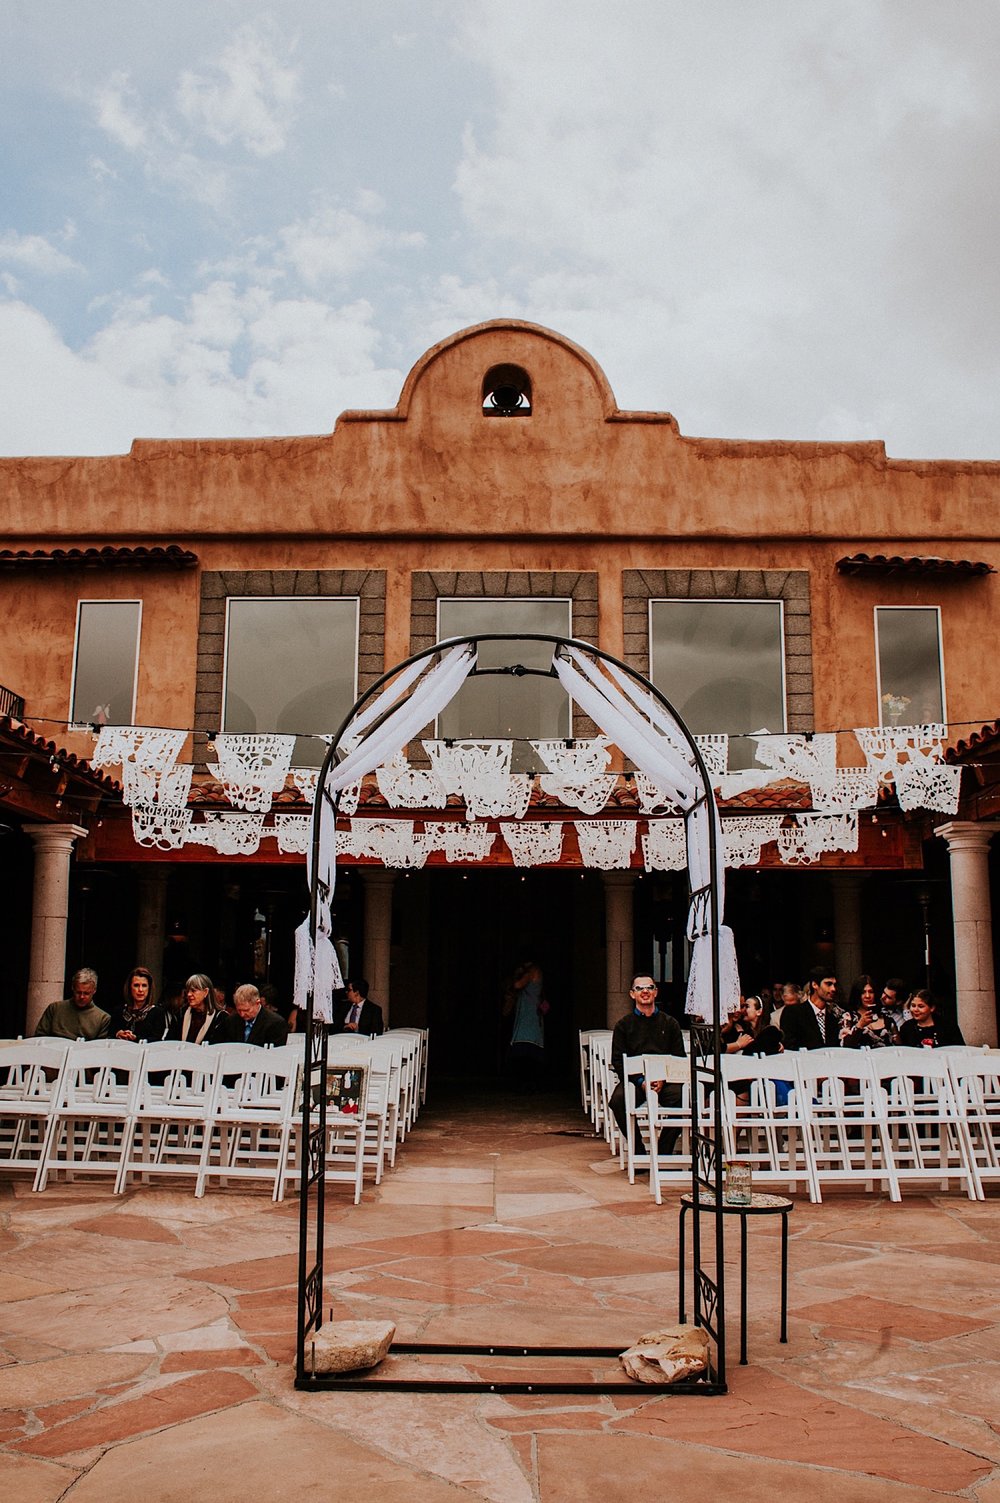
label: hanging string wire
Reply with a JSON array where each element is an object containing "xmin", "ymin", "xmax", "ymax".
[{"xmin": 6, "ymin": 710, "xmax": 1000, "ymax": 751}]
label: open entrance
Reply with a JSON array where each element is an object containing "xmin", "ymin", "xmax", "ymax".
[{"xmin": 422, "ymin": 867, "xmax": 605, "ymax": 1085}]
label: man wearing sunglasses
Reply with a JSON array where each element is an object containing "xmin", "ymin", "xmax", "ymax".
[{"xmin": 609, "ymin": 975, "xmax": 686, "ymax": 1153}]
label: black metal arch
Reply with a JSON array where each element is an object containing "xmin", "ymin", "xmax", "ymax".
[{"xmin": 295, "ymin": 633, "xmax": 728, "ymax": 1392}]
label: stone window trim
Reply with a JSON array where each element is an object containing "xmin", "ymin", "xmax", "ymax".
[
  {"xmin": 195, "ymin": 570, "xmax": 386, "ymax": 752},
  {"xmin": 623, "ymin": 568, "xmax": 814, "ymax": 734},
  {"xmin": 410, "ymin": 570, "xmax": 600, "ymax": 740}
]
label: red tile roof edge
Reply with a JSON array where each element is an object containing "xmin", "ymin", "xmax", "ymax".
[
  {"xmin": 836, "ymin": 552, "xmax": 993, "ymax": 576},
  {"xmin": 0, "ymin": 717, "xmax": 122, "ymax": 793},
  {"xmin": 0, "ymin": 545, "xmax": 198, "ymax": 569}
]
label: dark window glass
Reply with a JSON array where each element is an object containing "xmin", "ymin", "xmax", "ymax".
[
  {"xmin": 71, "ymin": 601, "xmax": 141, "ymax": 725},
  {"xmin": 224, "ymin": 598, "xmax": 358, "ymax": 766},
  {"xmin": 876, "ymin": 607, "xmax": 944, "ymax": 725},
  {"xmin": 650, "ymin": 600, "xmax": 785, "ymax": 769},
  {"xmin": 437, "ymin": 599, "xmax": 571, "ymax": 754}
]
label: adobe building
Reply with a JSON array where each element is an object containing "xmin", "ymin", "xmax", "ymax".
[{"xmin": 1, "ymin": 319, "xmax": 999, "ymax": 1067}]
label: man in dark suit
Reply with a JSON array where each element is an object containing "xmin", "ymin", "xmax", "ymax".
[
  {"xmin": 781, "ymin": 968, "xmax": 842, "ymax": 1050},
  {"xmin": 232, "ymin": 983, "xmax": 289, "ymax": 1046},
  {"xmin": 332, "ymin": 978, "xmax": 384, "ymax": 1037}
]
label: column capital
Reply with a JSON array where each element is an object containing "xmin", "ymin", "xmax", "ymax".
[
  {"xmin": 600, "ymin": 870, "xmax": 636, "ymax": 889},
  {"xmin": 935, "ymin": 820, "xmax": 1000, "ymax": 854},
  {"xmin": 24, "ymin": 823, "xmax": 88, "ymax": 852},
  {"xmin": 358, "ymin": 867, "xmax": 397, "ymax": 888}
]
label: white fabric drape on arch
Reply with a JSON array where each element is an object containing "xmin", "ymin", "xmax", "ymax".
[
  {"xmin": 552, "ymin": 644, "xmax": 738, "ymax": 1022},
  {"xmin": 297, "ymin": 643, "xmax": 477, "ymax": 1020}
]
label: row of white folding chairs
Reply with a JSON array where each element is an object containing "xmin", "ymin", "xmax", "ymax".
[
  {"xmin": 718, "ymin": 1047, "xmax": 996, "ymax": 1203},
  {"xmin": 578, "ymin": 1035, "xmax": 1000, "ymax": 1206},
  {"xmin": 0, "ymin": 1038, "xmax": 302, "ymax": 1201},
  {"xmin": 302, "ymin": 1027, "xmax": 428, "ymax": 1200},
  {"xmin": 2, "ymin": 1032, "xmax": 431, "ymax": 1206}
]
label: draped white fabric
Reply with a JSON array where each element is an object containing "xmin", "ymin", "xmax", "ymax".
[
  {"xmin": 307, "ymin": 644, "xmax": 477, "ymax": 892},
  {"xmin": 296, "ymin": 644, "xmax": 477, "ymax": 1020},
  {"xmin": 552, "ymin": 645, "xmax": 737, "ymax": 1021}
]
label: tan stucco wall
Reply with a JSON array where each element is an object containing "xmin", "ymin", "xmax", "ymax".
[{"xmin": 2, "ymin": 320, "xmax": 998, "ymax": 762}]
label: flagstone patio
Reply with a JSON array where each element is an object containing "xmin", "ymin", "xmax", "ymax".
[{"xmin": 2, "ymin": 1088, "xmax": 999, "ymax": 1501}]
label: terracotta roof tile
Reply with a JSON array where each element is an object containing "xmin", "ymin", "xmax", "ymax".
[
  {"xmin": 0, "ymin": 545, "xmax": 198, "ymax": 570},
  {"xmin": 836, "ymin": 552, "xmax": 993, "ymax": 578},
  {"xmin": 945, "ymin": 721, "xmax": 1000, "ymax": 762},
  {"xmin": 0, "ymin": 717, "xmax": 121, "ymax": 795}
]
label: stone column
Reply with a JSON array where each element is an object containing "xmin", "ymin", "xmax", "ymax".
[
  {"xmin": 935, "ymin": 821, "xmax": 1000, "ymax": 1047},
  {"xmin": 24, "ymin": 823, "xmax": 88, "ymax": 1034},
  {"xmin": 603, "ymin": 871, "xmax": 635, "ymax": 1027},
  {"xmin": 832, "ymin": 875, "xmax": 865, "ymax": 990},
  {"xmin": 360, "ymin": 869, "xmax": 396, "ymax": 1027},
  {"xmin": 135, "ymin": 868, "xmax": 169, "ymax": 996}
]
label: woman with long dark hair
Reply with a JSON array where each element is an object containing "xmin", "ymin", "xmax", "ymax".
[{"xmin": 108, "ymin": 966, "xmax": 167, "ymax": 1042}]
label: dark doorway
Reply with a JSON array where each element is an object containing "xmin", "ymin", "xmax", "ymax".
[{"xmin": 422, "ymin": 868, "xmax": 604, "ymax": 1084}]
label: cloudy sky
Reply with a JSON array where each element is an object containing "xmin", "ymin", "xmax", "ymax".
[{"xmin": 2, "ymin": 1, "xmax": 999, "ymax": 459}]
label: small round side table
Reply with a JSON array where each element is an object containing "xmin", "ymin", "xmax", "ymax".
[{"xmin": 678, "ymin": 1189, "xmax": 792, "ymax": 1365}]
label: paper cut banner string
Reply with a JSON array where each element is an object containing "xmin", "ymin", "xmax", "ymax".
[
  {"xmin": 574, "ymin": 820, "xmax": 636, "ymax": 870},
  {"xmin": 500, "ymin": 821, "xmax": 564, "ymax": 866},
  {"xmin": 185, "ymin": 812, "xmax": 266, "ymax": 855},
  {"xmin": 207, "ymin": 733, "xmax": 295, "ymax": 813}
]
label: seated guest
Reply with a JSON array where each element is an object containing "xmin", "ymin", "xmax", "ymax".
[
  {"xmin": 232, "ymin": 983, "xmax": 289, "ymax": 1046},
  {"xmin": 840, "ymin": 978, "xmax": 897, "ymax": 1048},
  {"xmin": 727, "ymin": 994, "xmax": 785, "ymax": 1103},
  {"xmin": 609, "ymin": 975, "xmax": 687, "ymax": 1153},
  {"xmin": 771, "ymin": 981, "xmax": 801, "ymax": 1029},
  {"xmin": 899, "ymin": 990, "xmax": 965, "ymax": 1049},
  {"xmin": 880, "ymin": 977, "xmax": 909, "ymax": 1031},
  {"xmin": 34, "ymin": 967, "xmax": 110, "ymax": 1040},
  {"xmin": 108, "ymin": 966, "xmax": 167, "ymax": 1042},
  {"xmin": 332, "ymin": 978, "xmax": 384, "ymax": 1037},
  {"xmin": 846, "ymin": 974, "xmax": 877, "ymax": 1015},
  {"xmin": 166, "ymin": 973, "xmax": 231, "ymax": 1045},
  {"xmin": 731, "ymin": 995, "xmax": 783, "ymax": 1058},
  {"xmin": 781, "ymin": 968, "xmax": 843, "ymax": 1050}
]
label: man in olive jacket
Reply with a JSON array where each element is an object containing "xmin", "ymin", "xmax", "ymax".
[{"xmin": 609, "ymin": 974, "xmax": 686, "ymax": 1151}]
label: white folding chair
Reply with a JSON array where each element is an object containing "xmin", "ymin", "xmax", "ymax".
[
  {"xmin": 578, "ymin": 1030, "xmax": 597, "ymax": 1116},
  {"xmin": 197, "ymin": 1043, "xmax": 300, "ymax": 1200},
  {"xmin": 948, "ymin": 1053, "xmax": 1000, "ymax": 1191},
  {"xmin": 793, "ymin": 1049, "xmax": 900, "ymax": 1203},
  {"xmin": 589, "ymin": 1033, "xmax": 618, "ymax": 1151},
  {"xmin": 116, "ymin": 1041, "xmax": 219, "ymax": 1193},
  {"xmin": 364, "ymin": 1039, "xmax": 404, "ymax": 1164},
  {"xmin": 873, "ymin": 1048, "xmax": 981, "ymax": 1200},
  {"xmin": 720, "ymin": 1053, "xmax": 816, "ymax": 1200},
  {"xmin": 642, "ymin": 1053, "xmax": 692, "ymax": 1204},
  {"xmin": 0, "ymin": 1041, "xmax": 68, "ymax": 1177},
  {"xmin": 323, "ymin": 1054, "xmax": 370, "ymax": 1204},
  {"xmin": 34, "ymin": 1042, "xmax": 145, "ymax": 1192},
  {"xmin": 387, "ymin": 1028, "xmax": 426, "ymax": 1123}
]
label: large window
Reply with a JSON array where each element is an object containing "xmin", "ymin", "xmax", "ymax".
[
  {"xmin": 223, "ymin": 597, "xmax": 359, "ymax": 765},
  {"xmin": 650, "ymin": 600, "xmax": 785, "ymax": 768},
  {"xmin": 436, "ymin": 598, "xmax": 572, "ymax": 749},
  {"xmin": 875, "ymin": 607, "xmax": 944, "ymax": 725},
  {"xmin": 70, "ymin": 600, "xmax": 141, "ymax": 726}
]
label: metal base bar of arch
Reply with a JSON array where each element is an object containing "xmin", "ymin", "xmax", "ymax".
[{"xmin": 294, "ymin": 1341, "xmax": 726, "ymax": 1395}]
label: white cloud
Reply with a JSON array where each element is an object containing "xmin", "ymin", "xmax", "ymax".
[
  {"xmin": 445, "ymin": 3, "xmax": 1000, "ymax": 457},
  {"xmin": 93, "ymin": 71, "xmax": 150, "ymax": 152},
  {"xmin": 175, "ymin": 22, "xmax": 300, "ymax": 157},
  {"xmin": 278, "ymin": 207, "xmax": 388, "ymax": 286},
  {"xmin": 0, "ymin": 232, "xmax": 81, "ymax": 276},
  {"xmin": 0, "ymin": 283, "xmax": 402, "ymax": 455}
]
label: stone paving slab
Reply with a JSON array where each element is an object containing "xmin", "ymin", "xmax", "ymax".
[{"xmin": 3, "ymin": 1085, "xmax": 1000, "ymax": 1501}]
